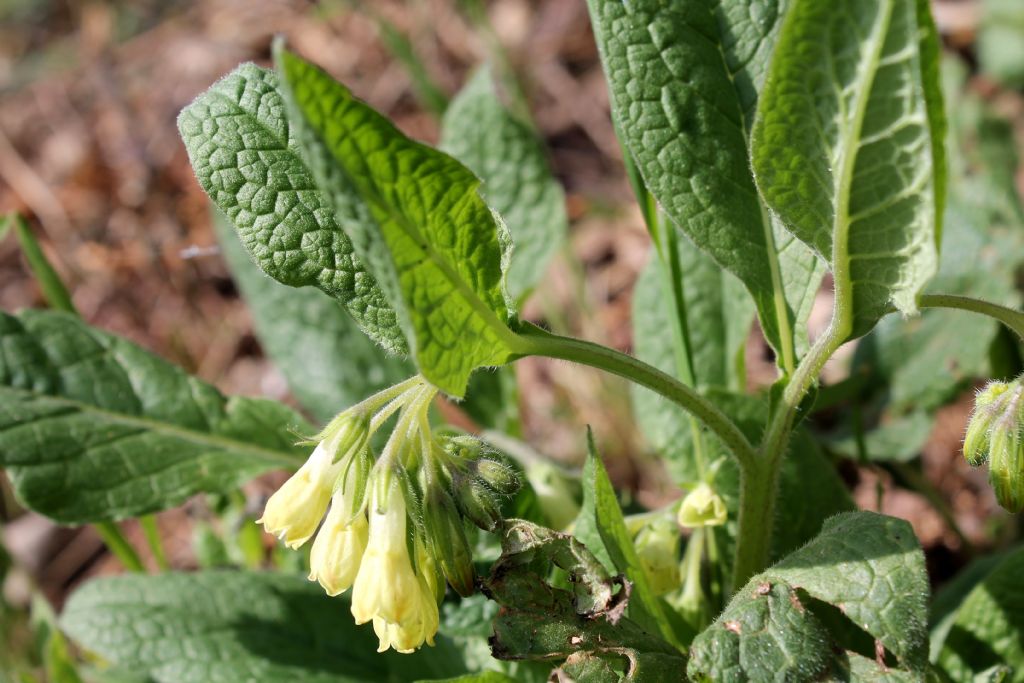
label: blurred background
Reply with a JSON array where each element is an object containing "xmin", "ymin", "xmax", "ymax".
[{"xmin": 0, "ymin": 0, "xmax": 1022, "ymax": 677}]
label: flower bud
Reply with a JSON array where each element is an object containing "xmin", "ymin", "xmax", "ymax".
[
  {"xmin": 422, "ymin": 487, "xmax": 475, "ymax": 596},
  {"xmin": 454, "ymin": 478, "xmax": 503, "ymax": 532},
  {"xmin": 525, "ymin": 460, "xmax": 580, "ymax": 530},
  {"xmin": 677, "ymin": 483, "xmax": 727, "ymax": 528},
  {"xmin": 634, "ymin": 518, "xmax": 680, "ymax": 596},
  {"xmin": 472, "ymin": 458, "xmax": 520, "ymax": 496},
  {"xmin": 963, "ymin": 381, "xmax": 1012, "ymax": 466},
  {"xmin": 988, "ymin": 424, "xmax": 1024, "ymax": 513}
]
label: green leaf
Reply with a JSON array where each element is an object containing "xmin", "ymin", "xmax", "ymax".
[
  {"xmin": 440, "ymin": 68, "xmax": 566, "ymax": 302},
  {"xmin": 0, "ymin": 309, "xmax": 308, "ymax": 523},
  {"xmin": 574, "ymin": 432, "xmax": 678, "ymax": 647},
  {"xmin": 752, "ymin": 0, "xmax": 946, "ymax": 338},
  {"xmin": 928, "ymin": 552, "xmax": 1008, "ymax": 662},
  {"xmin": 588, "ymin": 0, "xmax": 823, "ymax": 369},
  {"xmin": 60, "ymin": 570, "xmax": 469, "ymax": 683},
  {"xmin": 937, "ymin": 546, "xmax": 1024, "ymax": 681},
  {"xmin": 275, "ymin": 45, "xmax": 524, "ymax": 397},
  {"xmin": 178, "ymin": 63, "xmax": 406, "ymax": 354},
  {"xmin": 483, "ymin": 520, "xmax": 685, "ymax": 673},
  {"xmin": 689, "ymin": 581, "xmax": 833, "ymax": 681},
  {"xmin": 689, "ymin": 512, "xmax": 930, "ymax": 680},
  {"xmin": 212, "ymin": 210, "xmax": 410, "ymax": 422}
]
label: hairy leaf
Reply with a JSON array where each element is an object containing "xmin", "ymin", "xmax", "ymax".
[
  {"xmin": 60, "ymin": 571, "xmax": 468, "ymax": 683},
  {"xmin": 483, "ymin": 520, "xmax": 685, "ymax": 672},
  {"xmin": 752, "ymin": 0, "xmax": 946, "ymax": 338},
  {"xmin": 213, "ymin": 211, "xmax": 410, "ymax": 422},
  {"xmin": 588, "ymin": 0, "xmax": 823, "ymax": 368},
  {"xmin": 574, "ymin": 433, "xmax": 677, "ymax": 646},
  {"xmin": 0, "ymin": 310, "xmax": 308, "ymax": 523},
  {"xmin": 275, "ymin": 46, "xmax": 523, "ymax": 397},
  {"xmin": 178, "ymin": 64, "xmax": 405, "ymax": 353},
  {"xmin": 937, "ymin": 547, "xmax": 1024, "ymax": 681},
  {"xmin": 689, "ymin": 512, "xmax": 929, "ymax": 680},
  {"xmin": 441, "ymin": 68, "xmax": 566, "ymax": 302}
]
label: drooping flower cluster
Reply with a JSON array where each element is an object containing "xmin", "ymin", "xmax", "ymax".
[
  {"xmin": 963, "ymin": 378, "xmax": 1024, "ymax": 513},
  {"xmin": 258, "ymin": 375, "xmax": 520, "ymax": 653}
]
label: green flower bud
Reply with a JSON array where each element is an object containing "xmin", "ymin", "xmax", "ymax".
[
  {"xmin": 677, "ymin": 483, "xmax": 727, "ymax": 528},
  {"xmin": 454, "ymin": 478, "xmax": 503, "ymax": 532},
  {"xmin": 422, "ymin": 486, "xmax": 475, "ymax": 596},
  {"xmin": 963, "ymin": 381, "xmax": 1012, "ymax": 466},
  {"xmin": 634, "ymin": 518, "xmax": 680, "ymax": 596},
  {"xmin": 988, "ymin": 424, "xmax": 1024, "ymax": 514},
  {"xmin": 472, "ymin": 458, "xmax": 520, "ymax": 496}
]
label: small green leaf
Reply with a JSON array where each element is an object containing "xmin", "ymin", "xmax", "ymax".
[
  {"xmin": 213, "ymin": 210, "xmax": 410, "ymax": 422},
  {"xmin": 574, "ymin": 431, "xmax": 678, "ymax": 646},
  {"xmin": 588, "ymin": 0, "xmax": 823, "ymax": 369},
  {"xmin": 275, "ymin": 46, "xmax": 524, "ymax": 397},
  {"xmin": 178, "ymin": 64, "xmax": 405, "ymax": 354},
  {"xmin": 937, "ymin": 546, "xmax": 1024, "ymax": 681},
  {"xmin": 418, "ymin": 673, "xmax": 519, "ymax": 683},
  {"xmin": 440, "ymin": 68, "xmax": 567, "ymax": 302},
  {"xmin": 0, "ymin": 309, "xmax": 309, "ymax": 523},
  {"xmin": 752, "ymin": 0, "xmax": 946, "ymax": 338},
  {"xmin": 60, "ymin": 571, "xmax": 469, "ymax": 683},
  {"xmin": 689, "ymin": 512, "xmax": 930, "ymax": 680}
]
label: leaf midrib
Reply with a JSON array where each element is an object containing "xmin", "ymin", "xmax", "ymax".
[
  {"xmin": 0, "ymin": 386, "xmax": 303, "ymax": 468},
  {"xmin": 831, "ymin": 0, "xmax": 897, "ymax": 329}
]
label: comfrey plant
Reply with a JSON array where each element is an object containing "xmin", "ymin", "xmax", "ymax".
[{"xmin": 3, "ymin": 0, "xmax": 1024, "ymax": 681}]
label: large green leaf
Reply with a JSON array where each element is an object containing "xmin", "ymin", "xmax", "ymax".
[
  {"xmin": 178, "ymin": 64, "xmax": 405, "ymax": 354},
  {"xmin": 440, "ymin": 68, "xmax": 566, "ymax": 302},
  {"xmin": 689, "ymin": 512, "xmax": 930, "ymax": 680},
  {"xmin": 752, "ymin": 0, "xmax": 946, "ymax": 338},
  {"xmin": 60, "ymin": 570, "xmax": 469, "ymax": 683},
  {"xmin": 573, "ymin": 433, "xmax": 677, "ymax": 646},
  {"xmin": 213, "ymin": 211, "xmax": 410, "ymax": 422},
  {"xmin": 937, "ymin": 547, "xmax": 1024, "ymax": 681},
  {"xmin": 275, "ymin": 46, "xmax": 523, "ymax": 397},
  {"xmin": 0, "ymin": 309, "xmax": 308, "ymax": 523},
  {"xmin": 588, "ymin": 0, "xmax": 823, "ymax": 369}
]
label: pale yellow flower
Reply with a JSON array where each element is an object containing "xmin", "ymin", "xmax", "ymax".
[
  {"xmin": 677, "ymin": 482, "xmax": 727, "ymax": 528},
  {"xmin": 371, "ymin": 575, "xmax": 439, "ymax": 653},
  {"xmin": 308, "ymin": 485, "xmax": 369, "ymax": 596},
  {"xmin": 258, "ymin": 438, "xmax": 343, "ymax": 548},
  {"xmin": 351, "ymin": 476, "xmax": 421, "ymax": 626}
]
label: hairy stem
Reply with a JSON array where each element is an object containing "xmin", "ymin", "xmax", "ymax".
[
  {"xmin": 917, "ymin": 294, "xmax": 1024, "ymax": 340},
  {"xmin": 516, "ymin": 323, "xmax": 757, "ymax": 468}
]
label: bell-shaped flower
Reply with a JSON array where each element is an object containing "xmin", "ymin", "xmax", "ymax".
[
  {"xmin": 677, "ymin": 482, "xmax": 727, "ymax": 528},
  {"xmin": 351, "ymin": 474, "xmax": 422, "ymax": 628},
  {"xmin": 258, "ymin": 416, "xmax": 367, "ymax": 548},
  {"xmin": 308, "ymin": 476, "xmax": 369, "ymax": 596}
]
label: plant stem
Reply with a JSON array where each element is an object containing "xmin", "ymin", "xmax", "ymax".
[
  {"xmin": 516, "ymin": 324, "xmax": 757, "ymax": 468},
  {"xmin": 917, "ymin": 294, "xmax": 1024, "ymax": 341},
  {"xmin": 139, "ymin": 514, "xmax": 169, "ymax": 570},
  {"xmin": 731, "ymin": 318, "xmax": 850, "ymax": 590},
  {"xmin": 94, "ymin": 521, "xmax": 145, "ymax": 572}
]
